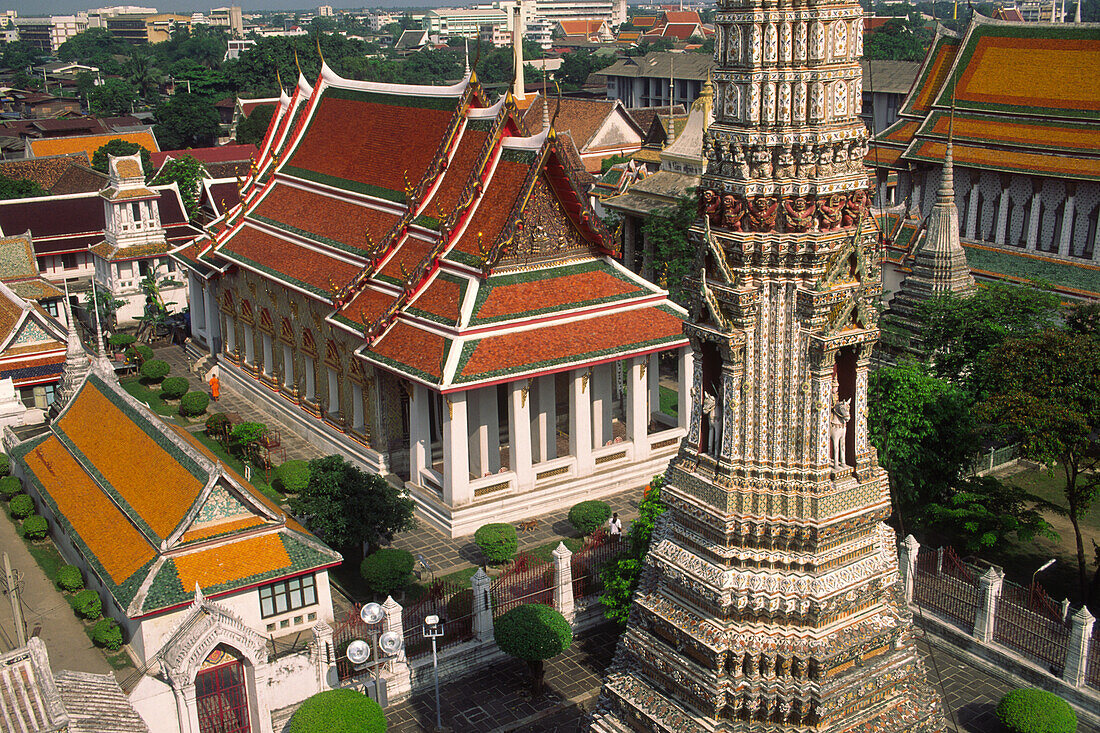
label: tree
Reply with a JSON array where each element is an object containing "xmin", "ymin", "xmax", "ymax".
[
  {"xmin": 236, "ymin": 104, "xmax": 275, "ymax": 146},
  {"xmin": 557, "ymin": 48, "xmax": 615, "ymax": 88},
  {"xmin": 868, "ymin": 361, "xmax": 979, "ymax": 527},
  {"xmin": 917, "ymin": 283, "xmax": 1061, "ymax": 396},
  {"xmin": 0, "ymin": 173, "xmax": 46, "ymax": 200},
  {"xmin": 58, "ymin": 27, "xmax": 127, "ymax": 64},
  {"xmin": 290, "ymin": 689, "xmax": 385, "ymax": 733},
  {"xmin": 126, "ymin": 48, "xmax": 160, "ymax": 100},
  {"xmin": 151, "ymin": 155, "xmax": 205, "ymax": 221},
  {"xmin": 1, "ymin": 41, "xmax": 44, "ymax": 71},
  {"xmin": 923, "ymin": 476, "xmax": 1055, "ymax": 553},
  {"xmin": 154, "ymin": 92, "xmax": 221, "ymax": 150},
  {"xmin": 289, "ymin": 455, "xmax": 416, "ymax": 560},
  {"xmin": 641, "ymin": 194, "xmax": 698, "ymax": 308},
  {"xmin": 91, "ymin": 139, "xmax": 154, "ymax": 176},
  {"xmin": 494, "ymin": 604, "xmax": 573, "ymax": 694},
  {"xmin": 978, "ymin": 329, "xmax": 1100, "ymax": 602},
  {"xmin": 89, "ymin": 78, "xmax": 138, "ymax": 116},
  {"xmin": 601, "ymin": 475, "xmax": 667, "ymax": 624},
  {"xmin": 83, "ymin": 282, "xmax": 125, "ymax": 331},
  {"xmin": 864, "ymin": 14, "xmax": 933, "ymax": 61}
]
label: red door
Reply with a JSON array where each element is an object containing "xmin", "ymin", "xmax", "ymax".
[{"xmin": 196, "ymin": 659, "xmax": 250, "ymax": 733}]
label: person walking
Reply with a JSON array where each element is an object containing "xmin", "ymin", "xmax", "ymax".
[
  {"xmin": 608, "ymin": 512, "xmax": 622, "ymax": 541},
  {"xmin": 209, "ymin": 373, "xmax": 220, "ymax": 402}
]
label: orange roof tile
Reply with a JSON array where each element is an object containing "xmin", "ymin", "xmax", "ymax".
[
  {"xmin": 371, "ymin": 321, "xmax": 447, "ymax": 380},
  {"xmin": 251, "ymin": 183, "xmax": 401, "ymax": 255},
  {"xmin": 114, "ymin": 158, "xmax": 143, "ymax": 178},
  {"xmin": 180, "ymin": 516, "xmax": 267, "ymax": 544},
  {"xmin": 428, "ymin": 127, "xmax": 489, "ymax": 215},
  {"xmin": 927, "ymin": 113, "xmax": 1100, "ymax": 152},
  {"xmin": 407, "ymin": 274, "xmax": 463, "ymax": 325},
  {"xmin": 56, "ymin": 381, "xmax": 204, "ymax": 539},
  {"xmin": 28, "ymin": 131, "xmax": 159, "ymax": 162},
  {"xmin": 909, "ymin": 139, "xmax": 1100, "ymax": 180},
  {"xmin": 0, "ymin": 292, "xmax": 22, "ymax": 342},
  {"xmin": 473, "ymin": 267, "xmax": 644, "ymax": 322},
  {"xmin": 174, "ymin": 532, "xmax": 291, "ymax": 589},
  {"xmin": 339, "ymin": 286, "xmax": 395, "ymax": 327},
  {"xmin": 378, "ymin": 238, "xmax": 433, "ymax": 283},
  {"xmin": 451, "ymin": 160, "xmax": 532, "ymax": 258},
  {"xmin": 23, "ymin": 435, "xmax": 155, "ymax": 584},
  {"xmin": 908, "ymin": 40, "xmax": 959, "ymax": 115},
  {"xmin": 222, "ymin": 226, "xmax": 362, "ymax": 296}
]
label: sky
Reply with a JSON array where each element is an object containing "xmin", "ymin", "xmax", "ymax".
[{"xmin": 8, "ymin": 2, "xmax": 425, "ymax": 15}]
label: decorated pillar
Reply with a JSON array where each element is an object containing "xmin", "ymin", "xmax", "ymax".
[
  {"xmin": 552, "ymin": 542, "xmax": 575, "ymax": 622},
  {"xmin": 677, "ymin": 346, "xmax": 693, "ymax": 430},
  {"xmin": 1026, "ymin": 181, "xmax": 1042, "ymax": 250},
  {"xmin": 995, "ymin": 177, "xmax": 1011, "ymax": 245},
  {"xmin": 1059, "ymin": 185, "xmax": 1076, "ymax": 257}
]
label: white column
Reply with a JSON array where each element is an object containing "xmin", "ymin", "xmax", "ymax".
[
  {"xmin": 591, "ymin": 363, "xmax": 613, "ymax": 447},
  {"xmin": 471, "ymin": 568, "xmax": 494, "ymax": 642},
  {"xmin": 509, "ymin": 380, "xmax": 533, "ymax": 489},
  {"xmin": 203, "ymin": 285, "xmax": 219, "ymax": 351},
  {"xmin": 627, "ymin": 356, "xmax": 649, "ymax": 459},
  {"xmin": 484, "ymin": 386, "xmax": 500, "ymax": 473},
  {"xmin": 469, "ymin": 386, "xmax": 499, "ymax": 476},
  {"xmin": 995, "ymin": 182, "xmax": 1010, "ymax": 246},
  {"xmin": 443, "ymin": 391, "xmax": 470, "ymax": 506},
  {"xmin": 1026, "ymin": 185, "xmax": 1042, "ymax": 250},
  {"xmin": 552, "ymin": 542, "xmax": 575, "ymax": 623},
  {"xmin": 189, "ymin": 276, "xmax": 205, "ymax": 339},
  {"xmin": 1063, "ymin": 605, "xmax": 1095, "ymax": 687},
  {"xmin": 678, "ymin": 347, "xmax": 693, "ymax": 429},
  {"xmin": 966, "ymin": 180, "xmax": 980, "ymax": 240},
  {"xmin": 648, "ymin": 353, "xmax": 660, "ymax": 418},
  {"xmin": 569, "ymin": 368, "xmax": 593, "ymax": 473},
  {"xmin": 1059, "ymin": 189, "xmax": 1076, "ymax": 257},
  {"xmin": 531, "ymin": 375, "xmax": 556, "ymax": 463},
  {"xmin": 898, "ymin": 534, "xmax": 920, "ymax": 604},
  {"xmin": 973, "ymin": 567, "xmax": 1003, "ymax": 643}
]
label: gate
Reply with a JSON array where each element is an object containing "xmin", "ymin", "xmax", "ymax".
[
  {"xmin": 571, "ymin": 531, "xmax": 622, "ymax": 600},
  {"xmin": 195, "ymin": 657, "xmax": 250, "ymax": 733},
  {"xmin": 331, "ymin": 602, "xmax": 385, "ymax": 681}
]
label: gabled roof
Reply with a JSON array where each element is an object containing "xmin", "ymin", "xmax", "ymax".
[
  {"xmin": 178, "ymin": 65, "xmax": 686, "ymax": 393},
  {"xmin": 150, "ymin": 143, "xmax": 257, "ymax": 168},
  {"xmin": 601, "ymin": 51, "xmax": 715, "ymax": 81},
  {"xmin": 27, "ymin": 130, "xmax": 160, "ymax": 162},
  {"xmin": 13, "ymin": 374, "xmax": 341, "ymax": 618}
]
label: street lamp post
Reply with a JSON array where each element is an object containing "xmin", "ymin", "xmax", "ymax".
[
  {"xmin": 346, "ymin": 602, "xmax": 403, "ymax": 706},
  {"xmin": 424, "ymin": 614, "xmax": 444, "ymax": 731},
  {"xmin": 1031, "ymin": 558, "xmax": 1056, "ymax": 606}
]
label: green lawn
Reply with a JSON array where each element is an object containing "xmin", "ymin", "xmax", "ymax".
[
  {"xmin": 659, "ymin": 385, "xmax": 678, "ymax": 418},
  {"xmin": 523, "ymin": 537, "xmax": 584, "ymax": 563},
  {"xmin": 187, "ymin": 430, "xmax": 286, "ymax": 505},
  {"xmin": 119, "ymin": 377, "xmax": 181, "ymax": 421}
]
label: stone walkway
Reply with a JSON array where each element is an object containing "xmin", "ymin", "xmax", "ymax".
[
  {"xmin": 0, "ymin": 505, "xmax": 112, "ymax": 676},
  {"xmin": 383, "ymin": 621, "xmax": 1093, "ymax": 733}
]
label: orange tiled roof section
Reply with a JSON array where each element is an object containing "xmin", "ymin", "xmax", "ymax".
[
  {"xmin": 224, "ymin": 226, "xmax": 361, "ymax": 294},
  {"xmin": 881, "ymin": 120, "xmax": 919, "ymax": 145},
  {"xmin": 251, "ymin": 183, "xmax": 401, "ymax": 253},
  {"xmin": 28, "ymin": 131, "xmax": 159, "ymax": 162},
  {"xmin": 532, "ymin": 99, "xmax": 616, "ymax": 150},
  {"xmin": 953, "ymin": 37, "xmax": 1100, "ymax": 114},
  {"xmin": 340, "ymin": 286, "xmax": 395, "ymax": 327},
  {"xmin": 909, "ymin": 40, "xmax": 959, "ymax": 115},
  {"xmin": 174, "ymin": 532, "xmax": 291, "ymax": 589},
  {"xmin": 287, "ymin": 93, "xmax": 458, "ymax": 195},
  {"xmin": 0, "ymin": 292, "xmax": 23, "ymax": 342},
  {"xmin": 56, "ymin": 382, "xmax": 205, "ymax": 539},
  {"xmin": 928, "ymin": 114, "xmax": 1100, "ymax": 151},
  {"xmin": 114, "ymin": 158, "xmax": 143, "ymax": 178},
  {"xmin": 428, "ymin": 127, "xmax": 489, "ymax": 215},
  {"xmin": 378, "ymin": 237, "xmax": 433, "ymax": 281},
  {"xmin": 408, "ymin": 275, "xmax": 462, "ymax": 324},
  {"xmin": 23, "ymin": 435, "xmax": 155, "ymax": 584},
  {"xmin": 475, "ymin": 269, "xmax": 644, "ymax": 321},
  {"xmin": 372, "ymin": 321, "xmax": 447, "ymax": 379},
  {"xmin": 451, "ymin": 159, "xmax": 531, "ymax": 257},
  {"xmin": 460, "ymin": 306, "xmax": 683, "ymax": 378},
  {"xmin": 180, "ymin": 515, "xmax": 267, "ymax": 544},
  {"xmin": 910, "ymin": 139, "xmax": 1100, "ymax": 180}
]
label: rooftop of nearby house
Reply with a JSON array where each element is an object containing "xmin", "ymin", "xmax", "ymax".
[{"xmin": 27, "ymin": 130, "xmax": 160, "ymax": 163}]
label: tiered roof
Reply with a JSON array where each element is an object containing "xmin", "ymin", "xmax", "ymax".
[
  {"xmin": 13, "ymin": 374, "xmax": 341, "ymax": 618},
  {"xmin": 868, "ymin": 16, "xmax": 1100, "ymax": 180},
  {"xmin": 178, "ymin": 66, "xmax": 686, "ymax": 392},
  {"xmin": 0, "ymin": 277, "xmax": 66, "ymax": 389}
]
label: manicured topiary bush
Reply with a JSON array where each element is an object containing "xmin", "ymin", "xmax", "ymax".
[
  {"xmin": 0, "ymin": 452, "xmax": 9, "ymax": 477},
  {"xmin": 140, "ymin": 359, "xmax": 170, "ymax": 383},
  {"xmin": 230, "ymin": 421, "xmax": 266, "ymax": 452},
  {"xmin": 56, "ymin": 565, "xmax": 83, "ymax": 593},
  {"xmin": 275, "ymin": 460, "xmax": 310, "ymax": 494},
  {"xmin": 126, "ymin": 343, "xmax": 153, "ymax": 365},
  {"xmin": 996, "ymin": 688, "xmax": 1076, "ymax": 733},
  {"xmin": 108, "ymin": 334, "xmax": 136, "ymax": 349},
  {"xmin": 568, "ymin": 500, "xmax": 611, "ymax": 536},
  {"xmin": 92, "ymin": 618, "xmax": 123, "ymax": 651},
  {"xmin": 160, "ymin": 376, "xmax": 189, "ymax": 400},
  {"xmin": 22, "ymin": 514, "xmax": 47, "ymax": 541},
  {"xmin": 360, "ymin": 548, "xmax": 415, "ymax": 596},
  {"xmin": 179, "ymin": 391, "xmax": 210, "ymax": 417},
  {"xmin": 290, "ymin": 688, "xmax": 386, "ymax": 733},
  {"xmin": 0, "ymin": 475, "xmax": 21, "ymax": 500},
  {"xmin": 494, "ymin": 603, "xmax": 573, "ymax": 694},
  {"xmin": 74, "ymin": 589, "xmax": 102, "ymax": 620},
  {"xmin": 10, "ymin": 494, "xmax": 33, "ymax": 519},
  {"xmin": 205, "ymin": 412, "xmax": 230, "ymax": 436},
  {"xmin": 474, "ymin": 522, "xmax": 517, "ymax": 564}
]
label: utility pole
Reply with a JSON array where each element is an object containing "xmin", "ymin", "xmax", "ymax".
[{"xmin": 4, "ymin": 553, "xmax": 26, "ymax": 646}]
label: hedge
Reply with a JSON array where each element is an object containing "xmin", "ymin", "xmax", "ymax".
[
  {"xmin": 0, "ymin": 475, "xmax": 21, "ymax": 499},
  {"xmin": 494, "ymin": 603, "xmax": 573, "ymax": 662},
  {"xmin": 140, "ymin": 359, "xmax": 170, "ymax": 382},
  {"xmin": 126, "ymin": 344, "xmax": 153, "ymax": 365},
  {"xmin": 180, "ymin": 391, "xmax": 210, "ymax": 417},
  {"xmin": 22, "ymin": 514, "xmax": 48, "ymax": 541},
  {"xmin": 568, "ymin": 500, "xmax": 611, "ymax": 536},
  {"xmin": 289, "ymin": 689, "xmax": 386, "ymax": 733},
  {"xmin": 74, "ymin": 589, "xmax": 102, "ymax": 620},
  {"xmin": 996, "ymin": 688, "xmax": 1076, "ymax": 733},
  {"xmin": 160, "ymin": 376, "xmax": 189, "ymax": 400},
  {"xmin": 56, "ymin": 565, "xmax": 83, "ymax": 593},
  {"xmin": 474, "ymin": 523, "xmax": 517, "ymax": 564},
  {"xmin": 205, "ymin": 412, "xmax": 230, "ymax": 436},
  {"xmin": 92, "ymin": 618, "xmax": 123, "ymax": 651},
  {"xmin": 10, "ymin": 494, "xmax": 33, "ymax": 519},
  {"xmin": 275, "ymin": 460, "xmax": 310, "ymax": 494},
  {"xmin": 108, "ymin": 334, "xmax": 137, "ymax": 349},
  {"xmin": 360, "ymin": 548, "xmax": 415, "ymax": 596},
  {"xmin": 0, "ymin": 452, "xmax": 9, "ymax": 476}
]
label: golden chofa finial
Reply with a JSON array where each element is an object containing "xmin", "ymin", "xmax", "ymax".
[
  {"xmin": 316, "ymin": 37, "xmax": 325, "ymax": 65},
  {"xmin": 276, "ymin": 66, "xmax": 283, "ymax": 93},
  {"xmin": 294, "ymin": 49, "xmax": 303, "ymax": 77},
  {"xmin": 476, "ymin": 231, "xmax": 488, "ymax": 255}
]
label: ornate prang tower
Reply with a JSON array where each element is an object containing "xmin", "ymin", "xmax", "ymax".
[{"xmin": 590, "ymin": 0, "xmax": 949, "ymax": 730}]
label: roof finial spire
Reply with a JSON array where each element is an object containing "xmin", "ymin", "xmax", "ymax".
[
  {"xmin": 50, "ymin": 282, "xmax": 90, "ymax": 418},
  {"xmin": 316, "ymin": 36, "xmax": 325, "ymax": 66},
  {"xmin": 275, "ymin": 66, "xmax": 283, "ymax": 93},
  {"xmin": 294, "ymin": 49, "xmax": 303, "ymax": 79},
  {"xmin": 464, "ymin": 37, "xmax": 470, "ymax": 75},
  {"xmin": 90, "ymin": 284, "xmax": 117, "ymax": 383},
  {"xmin": 512, "ymin": 2, "xmax": 526, "ymax": 102}
]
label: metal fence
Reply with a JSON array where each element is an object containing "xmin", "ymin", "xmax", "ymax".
[
  {"xmin": 1087, "ymin": 632, "xmax": 1100, "ymax": 691},
  {"xmin": 331, "ymin": 602, "xmax": 385, "ymax": 681},
  {"xmin": 993, "ymin": 580, "xmax": 1070, "ymax": 673},
  {"xmin": 914, "ymin": 546, "xmax": 981, "ymax": 630},
  {"xmin": 968, "ymin": 444, "xmax": 1020, "ymax": 475},
  {"xmin": 570, "ymin": 531, "xmax": 623, "ymax": 601},
  {"xmin": 491, "ymin": 556, "xmax": 554, "ymax": 617},
  {"xmin": 400, "ymin": 578, "xmax": 474, "ymax": 661}
]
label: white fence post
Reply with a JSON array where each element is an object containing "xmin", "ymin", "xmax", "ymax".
[
  {"xmin": 382, "ymin": 595, "xmax": 406, "ymax": 665},
  {"xmin": 553, "ymin": 542, "xmax": 575, "ymax": 623},
  {"xmin": 381, "ymin": 595, "xmax": 412, "ymax": 702},
  {"xmin": 311, "ymin": 620, "xmax": 334, "ymax": 692},
  {"xmin": 472, "ymin": 568, "xmax": 494, "ymax": 642},
  {"xmin": 1062, "ymin": 605, "xmax": 1095, "ymax": 687},
  {"xmin": 973, "ymin": 567, "xmax": 1003, "ymax": 643},
  {"xmin": 898, "ymin": 534, "xmax": 920, "ymax": 604}
]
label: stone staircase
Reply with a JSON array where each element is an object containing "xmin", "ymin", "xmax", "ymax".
[{"xmin": 184, "ymin": 341, "xmax": 215, "ymax": 378}]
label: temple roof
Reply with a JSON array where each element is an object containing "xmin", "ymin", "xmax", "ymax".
[
  {"xmin": 27, "ymin": 130, "xmax": 159, "ymax": 163},
  {"xmin": 178, "ymin": 65, "xmax": 686, "ymax": 392},
  {"xmin": 13, "ymin": 374, "xmax": 341, "ymax": 618},
  {"xmin": 869, "ymin": 17, "xmax": 1100, "ymax": 180}
]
